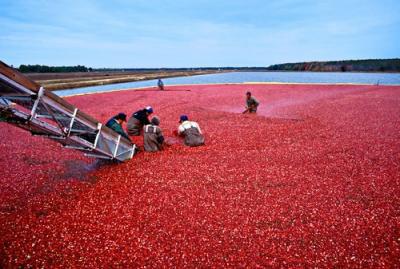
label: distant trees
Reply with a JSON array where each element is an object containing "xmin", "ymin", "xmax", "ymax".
[
  {"xmin": 18, "ymin": 65, "xmax": 92, "ymax": 73},
  {"xmin": 266, "ymin": 59, "xmax": 400, "ymax": 72},
  {"xmin": 16, "ymin": 59, "xmax": 400, "ymax": 73}
]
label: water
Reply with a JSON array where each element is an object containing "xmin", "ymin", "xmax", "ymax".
[{"xmin": 56, "ymin": 71, "xmax": 400, "ymax": 96}]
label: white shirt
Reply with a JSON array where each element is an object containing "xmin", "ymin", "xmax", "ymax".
[{"xmin": 178, "ymin": 120, "xmax": 202, "ymax": 134}]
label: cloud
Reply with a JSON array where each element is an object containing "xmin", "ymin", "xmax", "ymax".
[{"xmin": 1, "ymin": 0, "xmax": 399, "ymax": 67}]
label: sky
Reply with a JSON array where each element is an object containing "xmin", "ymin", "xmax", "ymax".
[{"xmin": 0, "ymin": 0, "xmax": 399, "ymax": 68}]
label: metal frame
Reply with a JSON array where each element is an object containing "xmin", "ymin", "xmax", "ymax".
[
  {"xmin": 30, "ymin": 87, "xmax": 44, "ymax": 118},
  {"xmin": 0, "ymin": 62, "xmax": 136, "ymax": 162}
]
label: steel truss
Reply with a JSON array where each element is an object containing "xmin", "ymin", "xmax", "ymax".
[{"xmin": 0, "ymin": 61, "xmax": 135, "ymax": 162}]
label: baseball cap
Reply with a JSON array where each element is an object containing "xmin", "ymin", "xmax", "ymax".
[
  {"xmin": 179, "ymin": 115, "xmax": 189, "ymax": 122},
  {"xmin": 145, "ymin": 106, "xmax": 153, "ymax": 113}
]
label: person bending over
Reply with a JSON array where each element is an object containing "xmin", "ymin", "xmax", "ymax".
[
  {"xmin": 177, "ymin": 115, "xmax": 205, "ymax": 147},
  {"xmin": 105, "ymin": 112, "xmax": 132, "ymax": 142},
  {"xmin": 127, "ymin": 106, "xmax": 153, "ymax": 136},
  {"xmin": 143, "ymin": 116, "xmax": 165, "ymax": 152},
  {"xmin": 157, "ymin": 79, "xmax": 164, "ymax": 91},
  {"xmin": 244, "ymin": 91, "xmax": 259, "ymax": 113}
]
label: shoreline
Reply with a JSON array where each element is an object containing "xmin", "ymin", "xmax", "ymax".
[
  {"xmin": 59, "ymin": 81, "xmax": 399, "ymax": 98},
  {"xmin": 32, "ymin": 70, "xmax": 228, "ymax": 91},
  {"xmin": 33, "ymin": 70, "xmax": 400, "ymax": 92}
]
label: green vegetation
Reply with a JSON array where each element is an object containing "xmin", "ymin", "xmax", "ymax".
[
  {"xmin": 17, "ymin": 58, "xmax": 400, "ymax": 73},
  {"xmin": 18, "ymin": 65, "xmax": 92, "ymax": 73},
  {"xmin": 266, "ymin": 59, "xmax": 400, "ymax": 72}
]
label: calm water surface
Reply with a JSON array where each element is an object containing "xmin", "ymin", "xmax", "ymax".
[{"xmin": 56, "ymin": 71, "xmax": 400, "ymax": 96}]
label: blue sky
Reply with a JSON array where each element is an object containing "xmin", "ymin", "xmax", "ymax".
[{"xmin": 1, "ymin": 0, "xmax": 399, "ymax": 68}]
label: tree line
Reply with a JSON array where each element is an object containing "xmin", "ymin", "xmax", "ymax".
[
  {"xmin": 17, "ymin": 58, "xmax": 400, "ymax": 73},
  {"xmin": 18, "ymin": 65, "xmax": 93, "ymax": 73},
  {"xmin": 266, "ymin": 59, "xmax": 400, "ymax": 72}
]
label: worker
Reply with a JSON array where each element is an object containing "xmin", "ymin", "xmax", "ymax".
[
  {"xmin": 127, "ymin": 106, "xmax": 153, "ymax": 136},
  {"xmin": 0, "ymin": 98, "xmax": 15, "ymax": 122},
  {"xmin": 105, "ymin": 112, "xmax": 132, "ymax": 142},
  {"xmin": 177, "ymin": 115, "xmax": 205, "ymax": 147},
  {"xmin": 243, "ymin": 91, "xmax": 260, "ymax": 113},
  {"xmin": 157, "ymin": 79, "xmax": 164, "ymax": 90},
  {"xmin": 143, "ymin": 116, "xmax": 165, "ymax": 152},
  {"xmin": 0, "ymin": 102, "xmax": 17, "ymax": 122}
]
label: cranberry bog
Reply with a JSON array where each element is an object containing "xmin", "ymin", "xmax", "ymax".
[{"xmin": 1, "ymin": 83, "xmax": 399, "ymax": 267}]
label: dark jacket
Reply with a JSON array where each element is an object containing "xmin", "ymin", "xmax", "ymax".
[
  {"xmin": 158, "ymin": 79, "xmax": 164, "ymax": 87},
  {"xmin": 105, "ymin": 118, "xmax": 131, "ymax": 142},
  {"xmin": 127, "ymin": 109, "xmax": 150, "ymax": 136},
  {"xmin": 132, "ymin": 109, "xmax": 150, "ymax": 125}
]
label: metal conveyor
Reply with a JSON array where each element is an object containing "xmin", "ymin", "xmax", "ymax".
[{"xmin": 0, "ymin": 61, "xmax": 136, "ymax": 161}]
